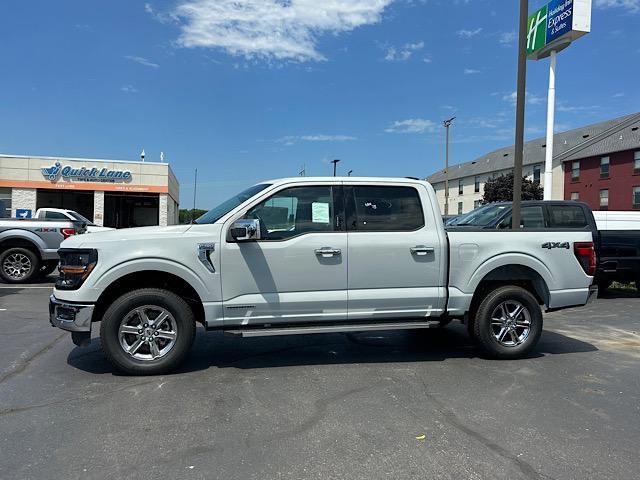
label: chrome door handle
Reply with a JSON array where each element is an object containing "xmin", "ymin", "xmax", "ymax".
[
  {"xmin": 315, "ymin": 248, "xmax": 341, "ymax": 257},
  {"xmin": 410, "ymin": 246, "xmax": 434, "ymax": 256}
]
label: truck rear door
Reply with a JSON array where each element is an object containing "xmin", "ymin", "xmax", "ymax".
[{"xmin": 344, "ymin": 183, "xmax": 447, "ymax": 320}]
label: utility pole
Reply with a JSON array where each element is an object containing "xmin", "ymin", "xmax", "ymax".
[
  {"xmin": 299, "ymin": 164, "xmax": 306, "ymax": 176},
  {"xmin": 347, "ymin": 170, "xmax": 353, "ymax": 177},
  {"xmin": 331, "ymin": 159, "xmax": 340, "ymax": 177},
  {"xmin": 512, "ymin": 0, "xmax": 529, "ymax": 229},
  {"xmin": 443, "ymin": 117, "xmax": 455, "ymax": 216}
]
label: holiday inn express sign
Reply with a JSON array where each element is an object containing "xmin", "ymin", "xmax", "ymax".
[{"xmin": 527, "ymin": 0, "xmax": 591, "ymax": 60}]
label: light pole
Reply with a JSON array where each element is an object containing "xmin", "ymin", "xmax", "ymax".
[
  {"xmin": 331, "ymin": 159, "xmax": 341, "ymax": 177},
  {"xmin": 442, "ymin": 117, "xmax": 455, "ymax": 216},
  {"xmin": 347, "ymin": 170, "xmax": 353, "ymax": 177}
]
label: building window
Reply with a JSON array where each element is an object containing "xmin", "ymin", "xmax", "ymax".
[
  {"xmin": 458, "ymin": 202, "xmax": 463, "ymax": 215},
  {"xmin": 0, "ymin": 188, "xmax": 11, "ymax": 218},
  {"xmin": 599, "ymin": 189, "xmax": 609, "ymax": 210},
  {"xmin": 458, "ymin": 179, "xmax": 463, "ymax": 195},
  {"xmin": 571, "ymin": 161, "xmax": 580, "ymax": 182},
  {"xmin": 533, "ymin": 165, "xmax": 541, "ymax": 183},
  {"xmin": 473, "ymin": 200, "xmax": 481, "ymax": 209},
  {"xmin": 570, "ymin": 192, "xmax": 579, "ymax": 201},
  {"xmin": 474, "ymin": 176, "xmax": 480, "ymax": 193},
  {"xmin": 634, "ymin": 151, "xmax": 640, "ymax": 175},
  {"xmin": 634, "ymin": 187, "xmax": 640, "ymax": 209},
  {"xmin": 600, "ymin": 156, "xmax": 610, "ymax": 178}
]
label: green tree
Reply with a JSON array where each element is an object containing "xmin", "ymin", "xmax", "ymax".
[
  {"xmin": 482, "ymin": 173, "xmax": 543, "ymax": 204},
  {"xmin": 179, "ymin": 208, "xmax": 208, "ymax": 224}
]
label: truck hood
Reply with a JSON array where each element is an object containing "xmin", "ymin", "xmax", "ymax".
[{"xmin": 61, "ymin": 224, "xmax": 193, "ymax": 248}]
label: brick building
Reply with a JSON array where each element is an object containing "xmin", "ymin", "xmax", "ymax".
[{"xmin": 427, "ymin": 112, "xmax": 640, "ymax": 215}]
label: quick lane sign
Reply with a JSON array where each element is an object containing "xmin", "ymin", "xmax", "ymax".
[{"xmin": 527, "ymin": 0, "xmax": 591, "ymax": 60}]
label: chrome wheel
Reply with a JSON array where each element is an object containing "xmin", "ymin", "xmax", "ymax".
[
  {"xmin": 2, "ymin": 253, "xmax": 32, "ymax": 280},
  {"xmin": 490, "ymin": 300, "xmax": 531, "ymax": 347},
  {"xmin": 118, "ymin": 305, "xmax": 178, "ymax": 361}
]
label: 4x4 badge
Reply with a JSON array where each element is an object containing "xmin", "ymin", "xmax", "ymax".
[{"xmin": 541, "ymin": 242, "xmax": 570, "ymax": 250}]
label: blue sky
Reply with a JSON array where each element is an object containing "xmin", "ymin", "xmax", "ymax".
[{"xmin": 1, "ymin": 0, "xmax": 638, "ymax": 208}]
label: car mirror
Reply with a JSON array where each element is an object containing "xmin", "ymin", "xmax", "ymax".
[{"xmin": 230, "ymin": 219, "xmax": 261, "ymax": 241}]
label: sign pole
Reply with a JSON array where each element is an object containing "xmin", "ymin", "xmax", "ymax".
[
  {"xmin": 543, "ymin": 49, "xmax": 557, "ymax": 200},
  {"xmin": 512, "ymin": 0, "xmax": 529, "ymax": 230}
]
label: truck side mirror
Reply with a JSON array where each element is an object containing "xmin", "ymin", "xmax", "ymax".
[{"xmin": 230, "ymin": 219, "xmax": 261, "ymax": 242}]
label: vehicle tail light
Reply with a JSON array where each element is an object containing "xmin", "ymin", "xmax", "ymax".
[
  {"xmin": 61, "ymin": 228, "xmax": 77, "ymax": 239},
  {"xmin": 574, "ymin": 241, "xmax": 596, "ymax": 276}
]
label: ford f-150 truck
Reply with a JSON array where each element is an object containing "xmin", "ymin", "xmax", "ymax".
[
  {"xmin": 49, "ymin": 177, "xmax": 597, "ymax": 375},
  {"xmin": 0, "ymin": 217, "xmax": 86, "ymax": 283}
]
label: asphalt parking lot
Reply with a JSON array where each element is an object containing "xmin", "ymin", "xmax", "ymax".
[{"xmin": 1, "ymin": 280, "xmax": 639, "ymax": 480}]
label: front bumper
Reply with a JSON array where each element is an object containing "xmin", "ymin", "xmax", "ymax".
[{"xmin": 49, "ymin": 295, "xmax": 94, "ymax": 332}]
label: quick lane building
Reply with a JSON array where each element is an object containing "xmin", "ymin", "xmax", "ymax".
[
  {"xmin": 0, "ymin": 154, "xmax": 179, "ymax": 227},
  {"xmin": 427, "ymin": 112, "xmax": 640, "ymax": 214}
]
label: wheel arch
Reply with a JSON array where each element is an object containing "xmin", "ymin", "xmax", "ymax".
[
  {"xmin": 468, "ymin": 264, "xmax": 551, "ymax": 323},
  {"xmin": 93, "ymin": 270, "xmax": 206, "ymax": 327},
  {"xmin": 0, "ymin": 232, "xmax": 44, "ymax": 259}
]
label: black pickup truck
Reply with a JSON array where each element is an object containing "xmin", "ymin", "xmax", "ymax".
[{"xmin": 447, "ymin": 201, "xmax": 640, "ymax": 291}]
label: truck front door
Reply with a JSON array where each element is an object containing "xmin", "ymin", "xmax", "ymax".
[{"xmin": 220, "ymin": 183, "xmax": 347, "ymax": 325}]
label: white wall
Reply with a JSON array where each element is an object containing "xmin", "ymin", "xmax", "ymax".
[{"xmin": 11, "ymin": 188, "xmax": 37, "ymax": 217}]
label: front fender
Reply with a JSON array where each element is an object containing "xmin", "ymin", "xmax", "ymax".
[{"xmin": 56, "ymin": 258, "xmax": 214, "ymax": 304}]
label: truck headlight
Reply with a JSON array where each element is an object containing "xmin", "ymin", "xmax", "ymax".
[{"xmin": 56, "ymin": 249, "xmax": 98, "ymax": 290}]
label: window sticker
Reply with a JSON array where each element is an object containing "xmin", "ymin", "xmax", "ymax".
[{"xmin": 311, "ymin": 202, "xmax": 330, "ymax": 224}]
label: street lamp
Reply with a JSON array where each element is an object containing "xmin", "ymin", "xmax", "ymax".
[
  {"xmin": 331, "ymin": 159, "xmax": 341, "ymax": 177},
  {"xmin": 347, "ymin": 170, "xmax": 353, "ymax": 177},
  {"xmin": 442, "ymin": 117, "xmax": 455, "ymax": 216}
]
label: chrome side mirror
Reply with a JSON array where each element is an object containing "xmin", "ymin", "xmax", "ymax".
[{"xmin": 230, "ymin": 219, "xmax": 261, "ymax": 241}]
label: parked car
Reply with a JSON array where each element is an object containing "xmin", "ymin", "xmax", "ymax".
[
  {"xmin": 591, "ymin": 211, "xmax": 640, "ymax": 290},
  {"xmin": 0, "ymin": 217, "xmax": 86, "ymax": 283},
  {"xmin": 50, "ymin": 177, "xmax": 596, "ymax": 375},
  {"xmin": 35, "ymin": 208, "xmax": 114, "ymax": 233},
  {"xmin": 450, "ymin": 202, "xmax": 640, "ymax": 291}
]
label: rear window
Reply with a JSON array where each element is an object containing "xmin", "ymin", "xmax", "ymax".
[
  {"xmin": 350, "ymin": 186, "xmax": 424, "ymax": 231},
  {"xmin": 548, "ymin": 205, "xmax": 588, "ymax": 228},
  {"xmin": 498, "ymin": 206, "xmax": 545, "ymax": 229}
]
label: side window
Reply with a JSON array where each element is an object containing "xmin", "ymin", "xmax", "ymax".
[
  {"xmin": 497, "ymin": 206, "xmax": 545, "ymax": 229},
  {"xmin": 45, "ymin": 211, "xmax": 68, "ymax": 220},
  {"xmin": 244, "ymin": 186, "xmax": 334, "ymax": 240},
  {"xmin": 349, "ymin": 186, "xmax": 424, "ymax": 232},
  {"xmin": 548, "ymin": 205, "xmax": 588, "ymax": 228}
]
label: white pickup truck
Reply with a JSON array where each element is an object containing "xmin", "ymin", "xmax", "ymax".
[{"xmin": 50, "ymin": 177, "xmax": 597, "ymax": 375}]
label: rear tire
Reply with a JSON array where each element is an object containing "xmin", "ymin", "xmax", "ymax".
[
  {"xmin": 0, "ymin": 247, "xmax": 40, "ymax": 284},
  {"xmin": 100, "ymin": 288, "xmax": 196, "ymax": 375},
  {"xmin": 472, "ymin": 286, "xmax": 543, "ymax": 359}
]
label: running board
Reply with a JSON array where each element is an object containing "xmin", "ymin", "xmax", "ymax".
[{"xmin": 224, "ymin": 320, "xmax": 441, "ymax": 337}]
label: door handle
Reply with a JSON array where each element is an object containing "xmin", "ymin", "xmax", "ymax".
[
  {"xmin": 410, "ymin": 246, "xmax": 434, "ymax": 256},
  {"xmin": 315, "ymin": 247, "xmax": 342, "ymax": 258}
]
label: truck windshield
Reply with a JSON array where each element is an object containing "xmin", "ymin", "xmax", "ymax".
[
  {"xmin": 195, "ymin": 184, "xmax": 271, "ymax": 224},
  {"xmin": 68, "ymin": 211, "xmax": 95, "ymax": 225},
  {"xmin": 457, "ymin": 204, "xmax": 509, "ymax": 227}
]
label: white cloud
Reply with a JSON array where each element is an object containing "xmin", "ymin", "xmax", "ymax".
[
  {"xmin": 464, "ymin": 68, "xmax": 480, "ymax": 74},
  {"xmin": 612, "ymin": 92, "xmax": 625, "ymax": 98},
  {"xmin": 384, "ymin": 41, "xmax": 424, "ymax": 61},
  {"xmin": 499, "ymin": 31, "xmax": 516, "ymax": 45},
  {"xmin": 502, "ymin": 90, "xmax": 544, "ymax": 106},
  {"xmin": 171, "ymin": 0, "xmax": 395, "ymax": 62},
  {"xmin": 121, "ymin": 85, "xmax": 138, "ymax": 94},
  {"xmin": 144, "ymin": 3, "xmax": 154, "ymax": 14},
  {"xmin": 385, "ymin": 118, "xmax": 437, "ymax": 134},
  {"xmin": 595, "ymin": 0, "xmax": 640, "ymax": 13},
  {"xmin": 278, "ymin": 134, "xmax": 357, "ymax": 145},
  {"xmin": 422, "ymin": 55, "xmax": 433, "ymax": 63},
  {"xmin": 124, "ymin": 55, "xmax": 160, "ymax": 68},
  {"xmin": 457, "ymin": 27, "xmax": 482, "ymax": 39}
]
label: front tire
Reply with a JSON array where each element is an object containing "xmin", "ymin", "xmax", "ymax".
[
  {"xmin": 0, "ymin": 247, "xmax": 40, "ymax": 283},
  {"xmin": 100, "ymin": 288, "xmax": 196, "ymax": 375},
  {"xmin": 472, "ymin": 286, "xmax": 543, "ymax": 359}
]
